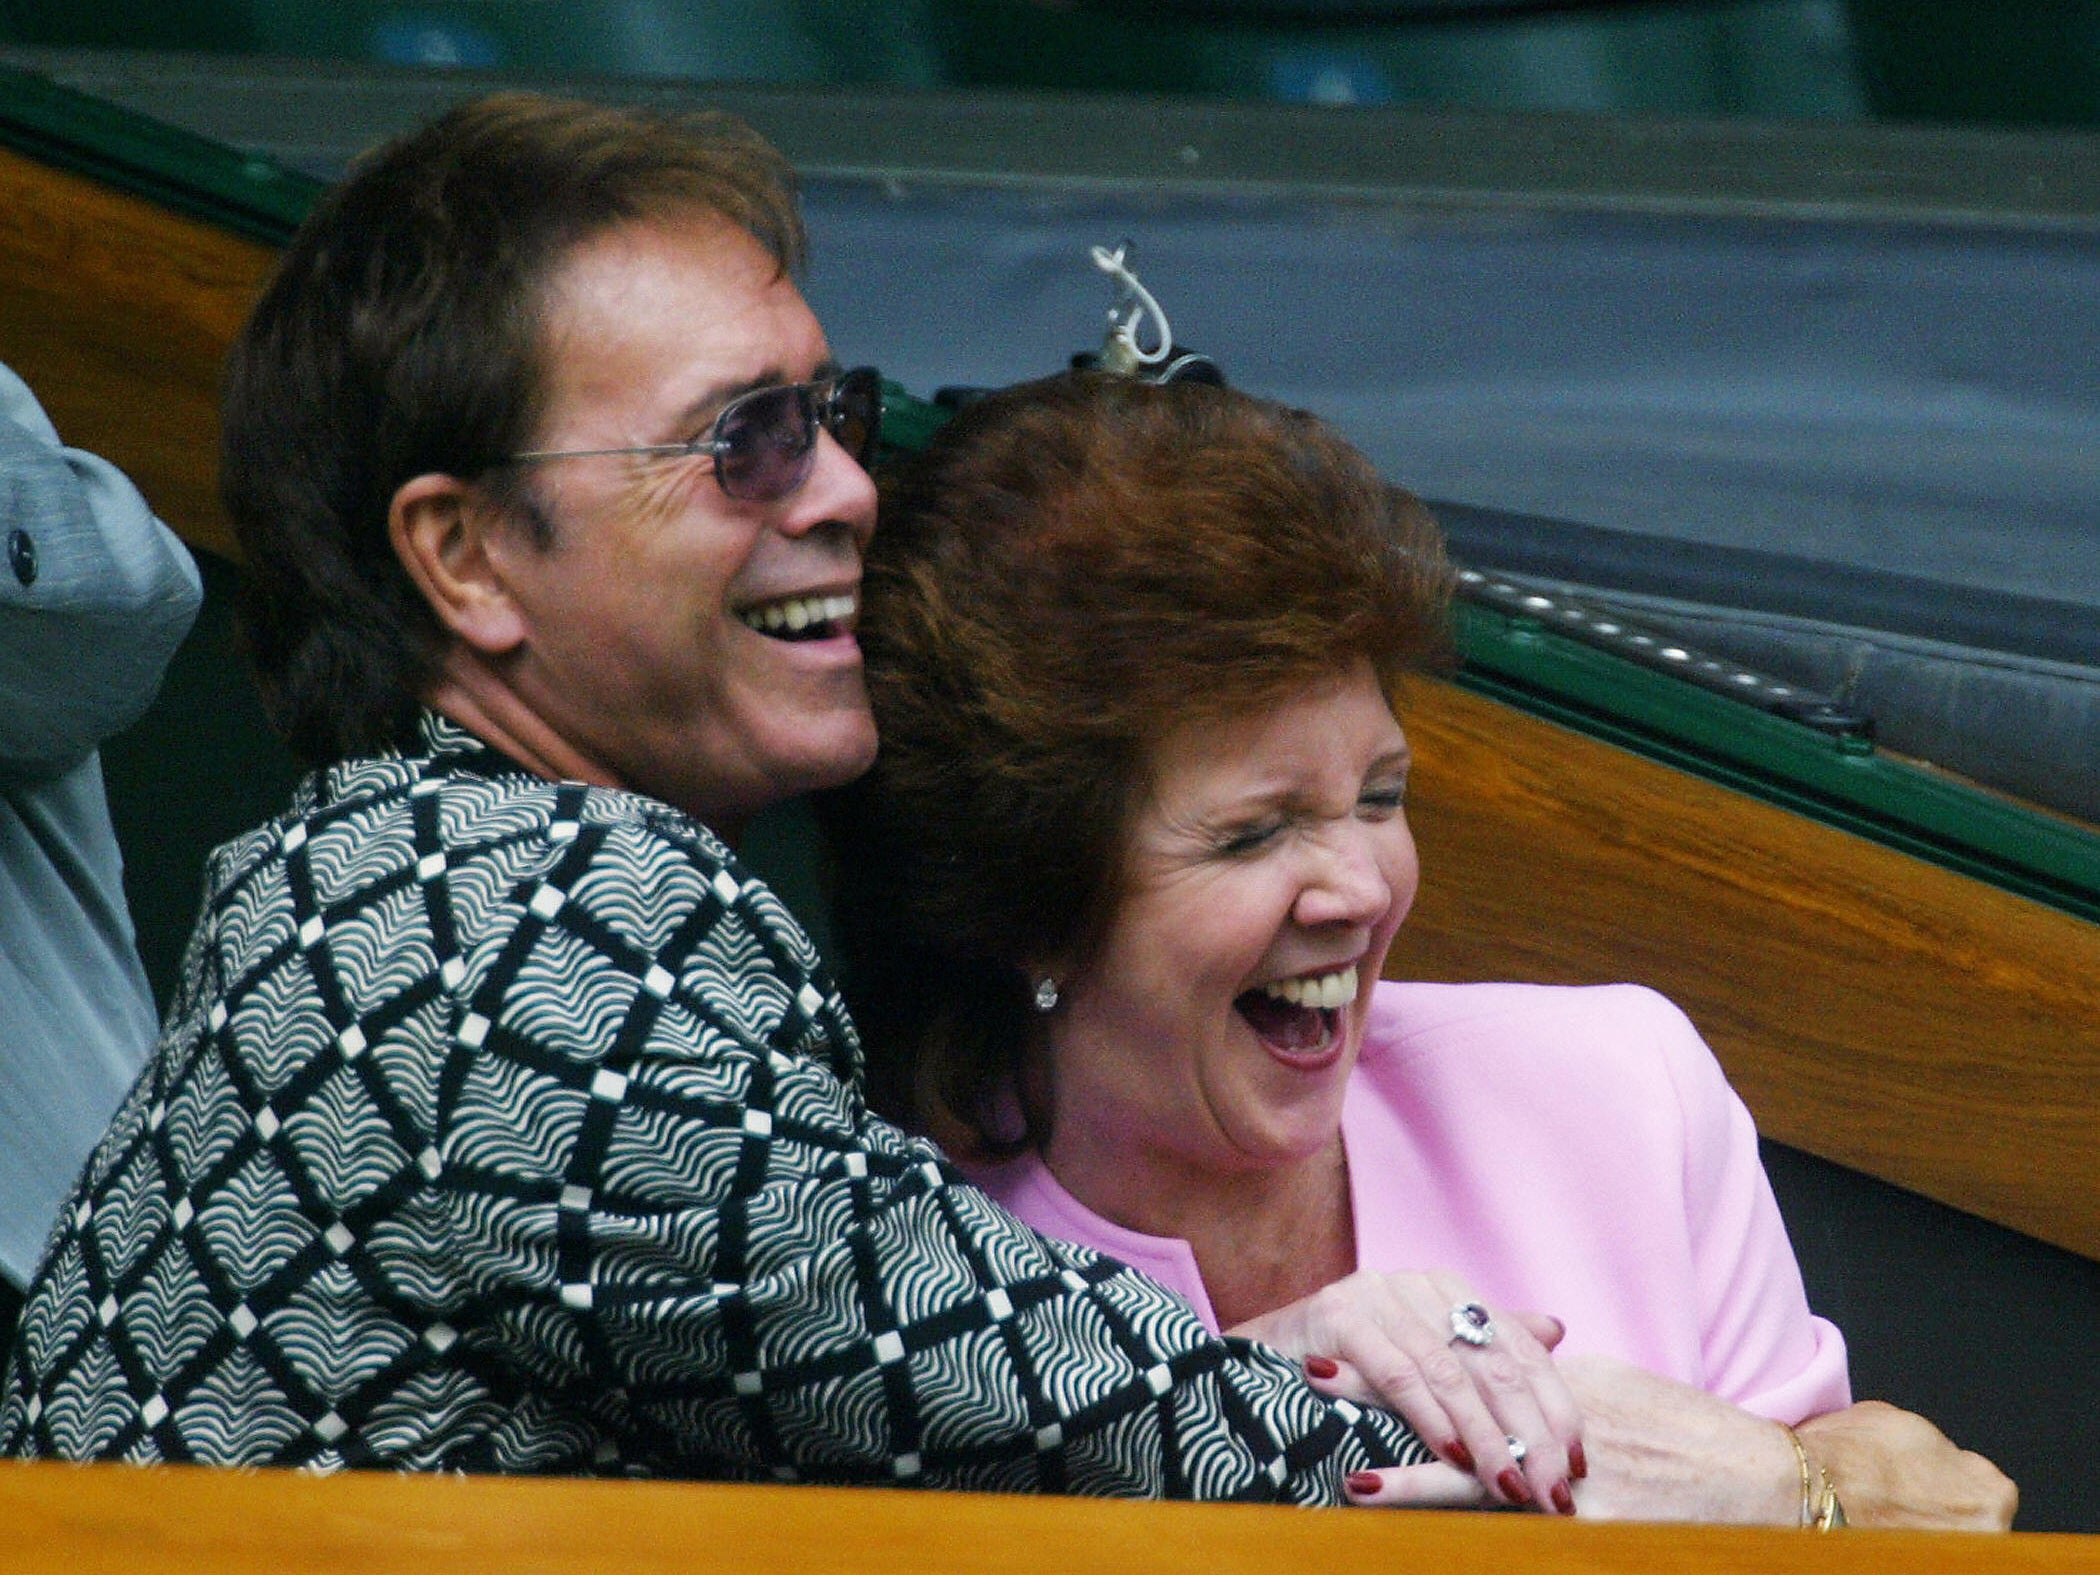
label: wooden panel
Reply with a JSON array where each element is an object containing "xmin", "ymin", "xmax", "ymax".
[
  {"xmin": 1, "ymin": 1461, "xmax": 2088, "ymax": 1575},
  {"xmin": 1389, "ymin": 677, "xmax": 2100, "ymax": 1261},
  {"xmin": 0, "ymin": 144, "xmax": 272, "ymax": 563}
]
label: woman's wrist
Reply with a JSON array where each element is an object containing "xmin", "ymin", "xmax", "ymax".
[{"xmin": 1783, "ymin": 1424, "xmax": 1846, "ymax": 1529}]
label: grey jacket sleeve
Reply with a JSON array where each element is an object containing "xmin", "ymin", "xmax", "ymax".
[{"xmin": 0, "ymin": 362, "xmax": 202, "ymax": 776}]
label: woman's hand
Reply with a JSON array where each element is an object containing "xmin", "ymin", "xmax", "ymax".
[
  {"xmin": 1342, "ymin": 1353, "xmax": 1796, "ymax": 1520},
  {"xmin": 1796, "ymin": 1401, "xmax": 2016, "ymax": 1529},
  {"xmin": 1342, "ymin": 1354, "xmax": 2017, "ymax": 1529},
  {"xmin": 1228, "ymin": 1269, "xmax": 1583, "ymax": 1513}
]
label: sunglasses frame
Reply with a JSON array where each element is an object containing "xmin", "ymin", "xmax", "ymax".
[{"xmin": 506, "ymin": 365, "xmax": 883, "ymax": 501}]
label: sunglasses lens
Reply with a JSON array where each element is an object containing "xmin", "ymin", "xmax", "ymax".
[
  {"xmin": 711, "ymin": 370, "xmax": 882, "ymax": 501},
  {"xmin": 714, "ymin": 384, "xmax": 819, "ymax": 501}
]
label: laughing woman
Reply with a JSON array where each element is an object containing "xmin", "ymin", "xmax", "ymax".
[{"xmin": 824, "ymin": 371, "xmax": 2011, "ymax": 1525}]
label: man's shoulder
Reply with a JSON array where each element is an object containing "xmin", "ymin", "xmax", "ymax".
[
  {"xmin": 205, "ymin": 746, "xmax": 734, "ymax": 906},
  {"xmin": 182, "ymin": 727, "xmax": 828, "ymax": 1049}
]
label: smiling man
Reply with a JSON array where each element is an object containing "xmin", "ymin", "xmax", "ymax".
[
  {"xmin": 395, "ymin": 211, "xmax": 880, "ymax": 840},
  {"xmin": 0, "ymin": 92, "xmax": 1435, "ymax": 1493}
]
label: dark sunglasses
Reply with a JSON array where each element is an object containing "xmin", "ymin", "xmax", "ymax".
[{"xmin": 507, "ymin": 366, "xmax": 882, "ymax": 502}]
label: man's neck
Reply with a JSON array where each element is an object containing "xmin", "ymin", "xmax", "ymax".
[
  {"xmin": 420, "ymin": 665, "xmax": 751, "ymax": 847},
  {"xmin": 422, "ymin": 667, "xmax": 621, "ymax": 795}
]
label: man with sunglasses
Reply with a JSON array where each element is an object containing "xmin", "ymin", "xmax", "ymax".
[{"xmin": 0, "ymin": 89, "xmax": 1441, "ymax": 1497}]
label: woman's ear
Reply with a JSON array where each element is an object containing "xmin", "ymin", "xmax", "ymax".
[{"xmin": 388, "ymin": 473, "xmax": 528, "ymax": 656}]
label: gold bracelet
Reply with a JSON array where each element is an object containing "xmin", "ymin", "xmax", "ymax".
[
  {"xmin": 1784, "ymin": 1424, "xmax": 1847, "ymax": 1530},
  {"xmin": 1783, "ymin": 1425, "xmax": 1816, "ymax": 1527}
]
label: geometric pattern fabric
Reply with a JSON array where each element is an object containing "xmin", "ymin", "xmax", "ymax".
[{"xmin": 1, "ymin": 712, "xmax": 1423, "ymax": 1497}]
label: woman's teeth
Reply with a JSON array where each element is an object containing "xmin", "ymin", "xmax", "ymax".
[
  {"xmin": 739, "ymin": 592, "xmax": 856, "ymax": 637},
  {"xmin": 1258, "ymin": 966, "xmax": 1358, "ymax": 1011}
]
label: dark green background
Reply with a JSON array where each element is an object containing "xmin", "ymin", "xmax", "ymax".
[{"xmin": 4, "ymin": 0, "xmax": 2098, "ymax": 128}]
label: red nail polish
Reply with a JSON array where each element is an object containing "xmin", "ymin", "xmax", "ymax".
[
  {"xmin": 1552, "ymin": 1481, "xmax": 1577, "ymax": 1516},
  {"xmin": 1303, "ymin": 1355, "xmax": 1340, "ymax": 1380},
  {"xmin": 1346, "ymin": 1471, "xmax": 1383, "ymax": 1496},
  {"xmin": 1568, "ymin": 1440, "xmax": 1588, "ymax": 1480},
  {"xmin": 1445, "ymin": 1439, "xmax": 1475, "ymax": 1474},
  {"xmin": 1499, "ymin": 1468, "xmax": 1533, "ymax": 1506}
]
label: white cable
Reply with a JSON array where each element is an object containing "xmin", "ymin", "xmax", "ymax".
[{"xmin": 1090, "ymin": 243, "xmax": 1172, "ymax": 372}]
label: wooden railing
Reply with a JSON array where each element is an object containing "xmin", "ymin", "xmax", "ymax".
[{"xmin": 2, "ymin": 1460, "xmax": 2088, "ymax": 1574}]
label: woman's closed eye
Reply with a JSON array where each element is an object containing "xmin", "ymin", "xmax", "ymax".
[
  {"xmin": 1215, "ymin": 818, "xmax": 1287, "ymax": 858},
  {"xmin": 1210, "ymin": 781, "xmax": 1405, "ymax": 855},
  {"xmin": 1358, "ymin": 779, "xmax": 1408, "ymax": 817}
]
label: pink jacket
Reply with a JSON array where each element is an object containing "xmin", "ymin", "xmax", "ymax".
[{"xmin": 972, "ymin": 981, "xmax": 1850, "ymax": 1423}]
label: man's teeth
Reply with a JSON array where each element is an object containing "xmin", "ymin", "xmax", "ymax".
[
  {"xmin": 1259, "ymin": 966, "xmax": 1358, "ymax": 1011},
  {"xmin": 739, "ymin": 593, "xmax": 856, "ymax": 634}
]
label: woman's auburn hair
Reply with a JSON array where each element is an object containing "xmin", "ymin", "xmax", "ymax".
[{"xmin": 823, "ymin": 371, "xmax": 1453, "ymax": 1160}]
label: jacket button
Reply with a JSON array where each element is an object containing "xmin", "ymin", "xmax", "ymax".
[{"xmin": 7, "ymin": 528, "xmax": 35, "ymax": 587}]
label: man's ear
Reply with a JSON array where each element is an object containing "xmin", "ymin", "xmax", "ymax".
[{"xmin": 389, "ymin": 473, "xmax": 528, "ymax": 656}]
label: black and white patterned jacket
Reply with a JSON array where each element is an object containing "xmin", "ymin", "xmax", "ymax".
[{"xmin": 0, "ymin": 711, "xmax": 1425, "ymax": 1496}]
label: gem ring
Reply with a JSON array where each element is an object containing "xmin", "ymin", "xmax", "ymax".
[{"xmin": 1448, "ymin": 1300, "xmax": 1496, "ymax": 1348}]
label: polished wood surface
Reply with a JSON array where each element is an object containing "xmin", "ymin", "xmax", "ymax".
[
  {"xmin": 2, "ymin": 1461, "xmax": 2089, "ymax": 1575},
  {"xmin": 0, "ymin": 143, "xmax": 271, "ymax": 564},
  {"xmin": 1392, "ymin": 677, "xmax": 2100, "ymax": 1261}
]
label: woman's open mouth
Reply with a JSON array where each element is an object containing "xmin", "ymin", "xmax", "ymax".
[{"xmin": 1234, "ymin": 964, "xmax": 1357, "ymax": 1066}]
